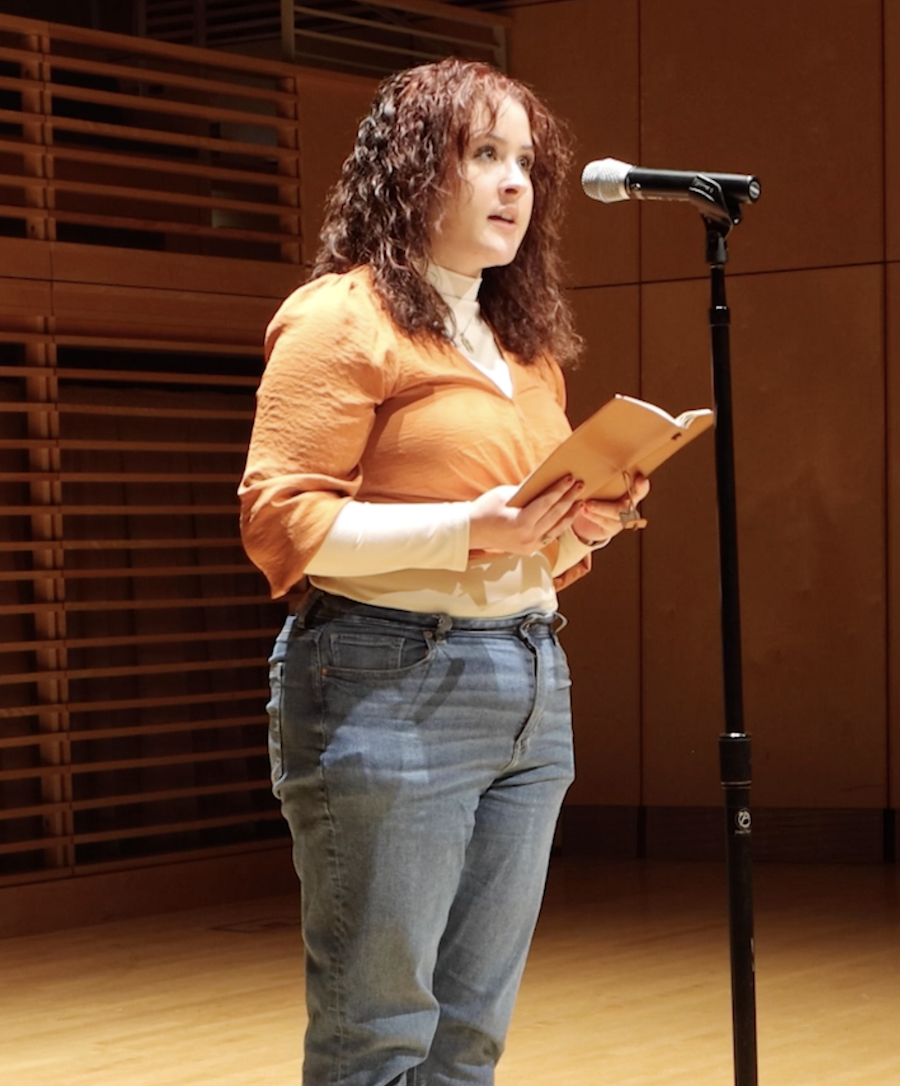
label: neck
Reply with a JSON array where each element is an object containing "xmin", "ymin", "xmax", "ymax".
[{"xmin": 426, "ymin": 262, "xmax": 482, "ymax": 299}]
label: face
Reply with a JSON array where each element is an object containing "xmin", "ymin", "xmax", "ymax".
[{"xmin": 428, "ymin": 95, "xmax": 535, "ymax": 278}]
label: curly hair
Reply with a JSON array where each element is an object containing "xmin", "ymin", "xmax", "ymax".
[{"xmin": 312, "ymin": 58, "xmax": 582, "ymax": 367}]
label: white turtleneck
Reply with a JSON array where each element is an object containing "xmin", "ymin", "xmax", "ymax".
[
  {"xmin": 426, "ymin": 263, "xmax": 513, "ymax": 397},
  {"xmin": 304, "ymin": 264, "xmax": 593, "ymax": 607}
]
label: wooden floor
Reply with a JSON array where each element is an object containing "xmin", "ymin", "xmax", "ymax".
[{"xmin": 2, "ymin": 857, "xmax": 899, "ymax": 1085}]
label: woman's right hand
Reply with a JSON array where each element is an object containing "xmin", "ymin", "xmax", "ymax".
[{"xmin": 468, "ymin": 475, "xmax": 585, "ymax": 556}]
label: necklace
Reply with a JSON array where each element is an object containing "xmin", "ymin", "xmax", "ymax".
[{"xmin": 453, "ymin": 311, "xmax": 477, "ymax": 354}]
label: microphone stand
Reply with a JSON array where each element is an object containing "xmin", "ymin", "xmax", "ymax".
[{"xmin": 685, "ymin": 179, "xmax": 759, "ymax": 1086}]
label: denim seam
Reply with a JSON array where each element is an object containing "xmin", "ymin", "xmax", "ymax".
[
  {"xmin": 310, "ymin": 627, "xmax": 351, "ymax": 1086},
  {"xmin": 500, "ymin": 635, "xmax": 539, "ymax": 772},
  {"xmin": 507, "ymin": 632, "xmax": 566, "ymax": 770}
]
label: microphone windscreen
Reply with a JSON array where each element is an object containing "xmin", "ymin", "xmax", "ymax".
[{"xmin": 581, "ymin": 158, "xmax": 631, "ymax": 202}]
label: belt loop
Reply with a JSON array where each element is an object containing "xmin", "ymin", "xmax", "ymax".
[
  {"xmin": 434, "ymin": 613, "xmax": 452, "ymax": 642},
  {"xmin": 292, "ymin": 586, "xmax": 322, "ymax": 630}
]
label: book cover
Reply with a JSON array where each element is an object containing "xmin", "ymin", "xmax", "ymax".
[{"xmin": 510, "ymin": 394, "xmax": 714, "ymax": 507}]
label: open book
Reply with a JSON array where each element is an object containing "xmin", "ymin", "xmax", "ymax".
[{"xmin": 510, "ymin": 394, "xmax": 714, "ymax": 507}]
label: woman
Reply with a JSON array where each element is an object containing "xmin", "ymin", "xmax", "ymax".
[{"xmin": 239, "ymin": 58, "xmax": 648, "ymax": 1086}]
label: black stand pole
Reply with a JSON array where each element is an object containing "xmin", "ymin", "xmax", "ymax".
[
  {"xmin": 591, "ymin": 166, "xmax": 762, "ymax": 1083},
  {"xmin": 702, "ymin": 207, "xmax": 758, "ymax": 1086}
]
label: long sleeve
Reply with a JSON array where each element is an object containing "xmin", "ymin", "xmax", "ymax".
[
  {"xmin": 305, "ymin": 500, "xmax": 471, "ymax": 576},
  {"xmin": 239, "ymin": 274, "xmax": 399, "ymax": 596}
]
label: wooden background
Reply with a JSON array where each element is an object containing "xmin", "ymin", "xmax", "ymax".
[
  {"xmin": 1, "ymin": 0, "xmax": 898, "ymax": 934},
  {"xmin": 510, "ymin": 0, "xmax": 897, "ymax": 863}
]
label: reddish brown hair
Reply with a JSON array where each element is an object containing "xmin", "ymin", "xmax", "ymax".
[{"xmin": 313, "ymin": 57, "xmax": 582, "ymax": 367}]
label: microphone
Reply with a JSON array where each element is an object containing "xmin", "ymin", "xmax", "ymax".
[{"xmin": 582, "ymin": 157, "xmax": 761, "ymax": 206}]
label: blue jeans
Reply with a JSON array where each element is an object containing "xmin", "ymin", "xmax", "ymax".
[{"xmin": 267, "ymin": 591, "xmax": 575, "ymax": 1086}]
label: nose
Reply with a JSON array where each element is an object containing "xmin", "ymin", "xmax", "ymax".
[{"xmin": 501, "ymin": 157, "xmax": 529, "ymax": 192}]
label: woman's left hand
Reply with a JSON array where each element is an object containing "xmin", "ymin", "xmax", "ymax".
[{"xmin": 572, "ymin": 475, "xmax": 651, "ymax": 546}]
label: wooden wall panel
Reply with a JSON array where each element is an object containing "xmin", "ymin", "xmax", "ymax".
[
  {"xmin": 889, "ymin": 262, "xmax": 900, "ymax": 809},
  {"xmin": 641, "ymin": 266, "xmax": 886, "ymax": 808},
  {"xmin": 294, "ymin": 68, "xmax": 378, "ymax": 267},
  {"xmin": 639, "ymin": 0, "xmax": 885, "ymax": 280},
  {"xmin": 636, "ymin": 277, "xmax": 721, "ymax": 806},
  {"xmin": 509, "ymin": 0, "xmax": 641, "ymax": 288},
  {"xmin": 0, "ymin": 276, "xmax": 53, "ymax": 329},
  {"xmin": 561, "ymin": 284, "xmax": 641, "ymax": 805},
  {"xmin": 49, "ymin": 243, "xmax": 302, "ymax": 301},
  {"xmin": 0, "ymin": 13, "xmax": 308, "ymax": 891},
  {"xmin": 50, "ymin": 282, "xmax": 276, "ymax": 347},
  {"xmin": 510, "ymin": 1, "xmax": 892, "ymax": 838},
  {"xmin": 0, "ymin": 239, "xmax": 52, "ymax": 283},
  {"xmin": 887, "ymin": 0, "xmax": 900, "ymax": 263}
]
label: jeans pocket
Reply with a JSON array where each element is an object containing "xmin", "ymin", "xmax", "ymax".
[{"xmin": 322, "ymin": 626, "xmax": 436, "ymax": 679}]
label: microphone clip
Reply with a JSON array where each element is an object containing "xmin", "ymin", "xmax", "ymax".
[
  {"xmin": 685, "ymin": 174, "xmax": 743, "ymax": 230},
  {"xmin": 684, "ymin": 176, "xmax": 744, "ymax": 265}
]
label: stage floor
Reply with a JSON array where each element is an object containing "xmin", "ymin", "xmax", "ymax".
[{"xmin": 3, "ymin": 857, "xmax": 899, "ymax": 1085}]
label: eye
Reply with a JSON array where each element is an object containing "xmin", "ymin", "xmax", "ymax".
[
  {"xmin": 518, "ymin": 155, "xmax": 535, "ymax": 173},
  {"xmin": 473, "ymin": 143, "xmax": 497, "ymax": 160}
]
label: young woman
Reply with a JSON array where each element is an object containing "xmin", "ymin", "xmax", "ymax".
[{"xmin": 239, "ymin": 57, "xmax": 648, "ymax": 1086}]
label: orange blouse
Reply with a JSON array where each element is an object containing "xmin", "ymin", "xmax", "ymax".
[{"xmin": 239, "ymin": 267, "xmax": 589, "ymax": 600}]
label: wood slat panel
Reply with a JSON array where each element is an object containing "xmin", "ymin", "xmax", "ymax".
[
  {"xmin": 47, "ymin": 14, "xmax": 302, "ymax": 75},
  {"xmin": 0, "ymin": 537, "xmax": 243, "ymax": 549},
  {"xmin": 57, "ymin": 368, "xmax": 256, "ymax": 389},
  {"xmin": 0, "ymin": 9, "xmax": 308, "ymax": 894},
  {"xmin": 43, "ymin": 49, "xmax": 299, "ymax": 107},
  {"xmin": 42, "ymin": 142, "xmax": 291, "ymax": 188},
  {"xmin": 40, "ymin": 81, "xmax": 299, "ymax": 136},
  {"xmin": 0, "ymin": 12, "xmax": 302, "ymax": 265},
  {"xmin": 32, "ymin": 210, "xmax": 293, "ymax": 247},
  {"xmin": 71, "ymin": 779, "xmax": 273, "ymax": 812},
  {"xmin": 1, "ymin": 746, "xmax": 266, "ymax": 782},
  {"xmin": 2, "ymin": 688, "xmax": 269, "ymax": 721},
  {"xmin": 1, "ymin": 318, "xmax": 285, "ymax": 881},
  {"xmin": 1, "ymin": 658, "xmax": 268, "ymax": 687},
  {"xmin": 2, "ymin": 629, "xmax": 266, "ymax": 653},
  {"xmin": 0, "ymin": 595, "xmax": 273, "ymax": 615},
  {"xmin": 0, "ymin": 333, "xmax": 265, "ymax": 354},
  {"xmin": 2, "ymin": 504, "xmax": 238, "ymax": 514},
  {"xmin": 0, "ymin": 715, "xmax": 263, "ymax": 748},
  {"xmin": 2, "ymin": 473, "xmax": 238, "ymax": 483},
  {"xmin": 43, "ymin": 112, "xmax": 301, "ymax": 162},
  {"xmin": 48, "ymin": 178, "xmax": 293, "ymax": 220},
  {"xmin": 0, "ymin": 808, "xmax": 281, "ymax": 854},
  {"xmin": 73, "ymin": 810, "xmax": 282, "ymax": 847},
  {"xmin": 0, "ymin": 565, "xmax": 253, "ymax": 581},
  {"xmin": 60, "ymin": 836, "xmax": 287, "ymax": 881},
  {"xmin": 0, "ymin": 780, "xmax": 271, "ymax": 822}
]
